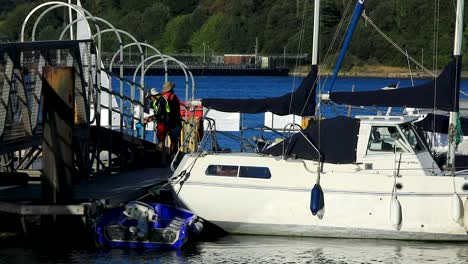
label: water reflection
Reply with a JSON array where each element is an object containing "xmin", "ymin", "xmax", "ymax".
[{"xmin": 178, "ymin": 236, "xmax": 468, "ymax": 264}]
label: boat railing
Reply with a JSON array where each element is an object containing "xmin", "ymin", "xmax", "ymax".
[
  {"xmin": 181, "ymin": 117, "xmax": 274, "ymax": 154},
  {"xmin": 282, "ymin": 123, "xmax": 322, "ymax": 176},
  {"xmin": 176, "ymin": 114, "xmax": 313, "ymax": 162}
]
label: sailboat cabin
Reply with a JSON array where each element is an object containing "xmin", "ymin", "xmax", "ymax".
[
  {"xmin": 355, "ymin": 115, "xmax": 441, "ymax": 177},
  {"xmin": 261, "ymin": 115, "xmax": 442, "ymax": 177}
]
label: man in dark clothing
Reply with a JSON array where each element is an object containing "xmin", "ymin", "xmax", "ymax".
[{"xmin": 161, "ymin": 81, "xmax": 182, "ymax": 156}]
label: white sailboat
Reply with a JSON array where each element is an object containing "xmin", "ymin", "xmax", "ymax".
[{"xmin": 169, "ymin": 0, "xmax": 468, "ymax": 240}]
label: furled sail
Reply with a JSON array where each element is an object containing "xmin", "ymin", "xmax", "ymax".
[
  {"xmin": 202, "ymin": 65, "xmax": 318, "ymax": 116},
  {"xmin": 263, "ymin": 116, "xmax": 360, "ymax": 164},
  {"xmin": 329, "ymin": 56, "xmax": 462, "ymax": 112}
]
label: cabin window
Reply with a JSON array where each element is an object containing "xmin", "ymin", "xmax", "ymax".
[
  {"xmin": 239, "ymin": 166, "xmax": 272, "ymax": 179},
  {"xmin": 205, "ymin": 165, "xmax": 271, "ymax": 179},
  {"xmin": 205, "ymin": 165, "xmax": 238, "ymax": 177},
  {"xmin": 367, "ymin": 126, "xmax": 411, "ymax": 153},
  {"xmin": 399, "ymin": 124, "xmax": 424, "ymax": 153}
]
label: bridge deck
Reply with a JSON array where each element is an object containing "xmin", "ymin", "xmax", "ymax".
[{"xmin": 0, "ymin": 167, "xmax": 172, "ymax": 207}]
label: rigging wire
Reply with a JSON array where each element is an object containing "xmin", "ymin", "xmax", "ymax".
[
  {"xmin": 405, "ymin": 50, "xmax": 415, "ymax": 87},
  {"xmin": 288, "ymin": 0, "xmax": 309, "ymax": 117},
  {"xmin": 361, "ymin": 13, "xmax": 436, "ymax": 78},
  {"xmin": 313, "ymin": 0, "xmax": 354, "ymax": 158},
  {"xmin": 318, "ymin": 0, "xmax": 355, "ymax": 95},
  {"xmin": 298, "ymin": 0, "xmax": 355, "ymax": 118}
]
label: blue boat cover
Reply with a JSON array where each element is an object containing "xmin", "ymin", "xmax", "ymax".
[
  {"xmin": 263, "ymin": 116, "xmax": 360, "ymax": 164},
  {"xmin": 202, "ymin": 65, "xmax": 318, "ymax": 116},
  {"xmin": 415, "ymin": 113, "xmax": 468, "ymax": 134},
  {"xmin": 329, "ymin": 56, "xmax": 462, "ymax": 112}
]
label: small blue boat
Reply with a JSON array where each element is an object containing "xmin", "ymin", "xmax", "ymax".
[{"xmin": 95, "ymin": 201, "xmax": 202, "ymax": 249}]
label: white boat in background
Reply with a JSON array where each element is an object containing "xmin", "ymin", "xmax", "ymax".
[{"xmin": 169, "ymin": 0, "xmax": 468, "ymax": 240}]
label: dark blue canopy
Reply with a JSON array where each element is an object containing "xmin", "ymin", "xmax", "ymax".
[
  {"xmin": 202, "ymin": 65, "xmax": 318, "ymax": 116},
  {"xmin": 263, "ymin": 116, "xmax": 360, "ymax": 164},
  {"xmin": 415, "ymin": 113, "xmax": 468, "ymax": 134},
  {"xmin": 329, "ymin": 56, "xmax": 462, "ymax": 112}
]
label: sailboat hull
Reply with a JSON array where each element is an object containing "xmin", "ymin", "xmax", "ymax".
[{"xmin": 171, "ymin": 153, "xmax": 468, "ymax": 241}]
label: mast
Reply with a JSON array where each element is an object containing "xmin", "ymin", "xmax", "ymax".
[
  {"xmin": 447, "ymin": 0, "xmax": 464, "ymax": 172},
  {"xmin": 327, "ymin": 0, "xmax": 365, "ymax": 92},
  {"xmin": 312, "ymin": 0, "xmax": 320, "ymax": 66}
]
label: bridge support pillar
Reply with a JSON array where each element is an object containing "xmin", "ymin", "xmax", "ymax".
[{"xmin": 41, "ymin": 66, "xmax": 75, "ymax": 204}]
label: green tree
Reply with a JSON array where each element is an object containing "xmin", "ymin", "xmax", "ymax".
[
  {"xmin": 160, "ymin": 15, "xmax": 194, "ymax": 53},
  {"xmin": 140, "ymin": 3, "xmax": 172, "ymax": 47},
  {"xmin": 0, "ymin": 2, "xmax": 34, "ymax": 41},
  {"xmin": 190, "ymin": 13, "xmax": 227, "ymax": 53}
]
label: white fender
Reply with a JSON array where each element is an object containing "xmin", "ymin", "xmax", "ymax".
[
  {"xmin": 451, "ymin": 193, "xmax": 463, "ymax": 224},
  {"xmin": 390, "ymin": 197, "xmax": 402, "ymax": 230},
  {"xmin": 464, "ymin": 197, "xmax": 468, "ymax": 232}
]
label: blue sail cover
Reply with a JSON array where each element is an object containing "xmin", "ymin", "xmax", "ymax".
[
  {"xmin": 329, "ymin": 56, "xmax": 462, "ymax": 112},
  {"xmin": 202, "ymin": 65, "xmax": 318, "ymax": 116},
  {"xmin": 263, "ymin": 116, "xmax": 360, "ymax": 164}
]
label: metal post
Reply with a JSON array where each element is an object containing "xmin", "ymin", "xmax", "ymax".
[
  {"xmin": 347, "ymin": 85, "xmax": 355, "ymax": 117},
  {"xmin": 312, "ymin": 0, "xmax": 320, "ymax": 66},
  {"xmin": 255, "ymin": 37, "xmax": 258, "ymax": 67},
  {"xmin": 119, "ymin": 42, "xmax": 124, "ymax": 134},
  {"xmin": 421, "ymin": 48, "xmax": 424, "ymax": 71},
  {"xmin": 283, "ymin": 46, "xmax": 286, "ymax": 68},
  {"xmin": 447, "ymin": 0, "xmax": 465, "ymax": 172},
  {"xmin": 67, "ymin": 0, "xmax": 74, "ymax": 40},
  {"xmin": 203, "ymin": 42, "xmax": 206, "ymax": 63}
]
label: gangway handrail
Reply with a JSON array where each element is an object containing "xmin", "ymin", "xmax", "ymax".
[
  {"xmin": 21, "ymin": 2, "xmax": 92, "ymax": 42},
  {"xmin": 98, "ymin": 69, "xmax": 148, "ymax": 130}
]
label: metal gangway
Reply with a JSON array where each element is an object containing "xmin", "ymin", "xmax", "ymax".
[{"xmin": 0, "ymin": 1, "xmax": 198, "ymax": 219}]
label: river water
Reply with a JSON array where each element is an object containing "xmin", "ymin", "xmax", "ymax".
[
  {"xmin": 2, "ymin": 76, "xmax": 468, "ymax": 263},
  {"xmin": 2, "ymin": 235, "xmax": 468, "ymax": 263}
]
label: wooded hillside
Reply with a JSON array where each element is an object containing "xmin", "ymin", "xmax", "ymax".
[{"xmin": 0, "ymin": 0, "xmax": 466, "ymax": 68}]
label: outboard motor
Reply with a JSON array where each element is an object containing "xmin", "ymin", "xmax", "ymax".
[{"xmin": 123, "ymin": 201, "xmax": 157, "ymax": 239}]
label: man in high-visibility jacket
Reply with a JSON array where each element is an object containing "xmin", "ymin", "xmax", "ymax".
[
  {"xmin": 145, "ymin": 88, "xmax": 170, "ymax": 150},
  {"xmin": 161, "ymin": 81, "xmax": 182, "ymax": 157}
]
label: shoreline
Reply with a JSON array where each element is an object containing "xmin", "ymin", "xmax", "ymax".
[{"xmin": 290, "ymin": 70, "xmax": 468, "ymax": 79}]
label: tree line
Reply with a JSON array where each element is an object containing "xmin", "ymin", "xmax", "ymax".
[{"xmin": 0, "ymin": 0, "xmax": 466, "ymax": 69}]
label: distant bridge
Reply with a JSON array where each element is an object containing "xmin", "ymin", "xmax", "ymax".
[{"xmin": 104, "ymin": 62, "xmax": 290, "ymax": 76}]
